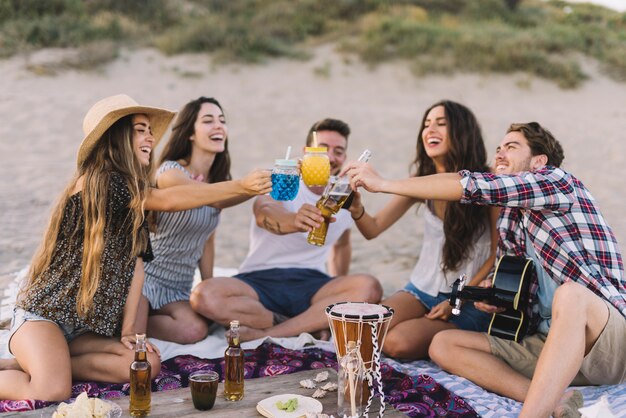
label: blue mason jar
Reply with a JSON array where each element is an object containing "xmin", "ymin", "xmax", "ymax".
[{"xmin": 270, "ymin": 159, "xmax": 299, "ymax": 201}]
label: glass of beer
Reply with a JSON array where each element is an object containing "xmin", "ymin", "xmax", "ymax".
[{"xmin": 189, "ymin": 370, "xmax": 219, "ymax": 411}]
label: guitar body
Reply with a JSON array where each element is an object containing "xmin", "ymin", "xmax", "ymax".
[{"xmin": 449, "ymin": 256, "xmax": 534, "ymax": 342}]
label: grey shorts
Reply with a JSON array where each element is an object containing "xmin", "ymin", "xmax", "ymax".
[
  {"xmin": 8, "ymin": 308, "xmax": 88, "ymax": 355},
  {"xmin": 488, "ymin": 300, "xmax": 626, "ymax": 386}
]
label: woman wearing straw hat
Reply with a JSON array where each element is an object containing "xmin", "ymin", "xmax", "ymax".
[
  {"xmin": 139, "ymin": 96, "xmax": 260, "ymax": 344},
  {"xmin": 0, "ymin": 94, "xmax": 271, "ymax": 401}
]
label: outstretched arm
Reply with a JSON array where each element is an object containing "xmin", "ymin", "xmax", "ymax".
[
  {"xmin": 210, "ymin": 170, "xmax": 273, "ymax": 210},
  {"xmin": 343, "ymin": 162, "xmax": 463, "ymax": 201},
  {"xmin": 348, "ymin": 191, "xmax": 418, "ymax": 239},
  {"xmin": 144, "ymin": 169, "xmax": 272, "ymax": 212}
]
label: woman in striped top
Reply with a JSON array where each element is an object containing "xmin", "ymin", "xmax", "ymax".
[{"xmin": 139, "ymin": 97, "xmax": 264, "ymax": 344}]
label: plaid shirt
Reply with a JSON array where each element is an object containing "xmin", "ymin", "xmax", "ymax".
[{"xmin": 459, "ymin": 166, "xmax": 625, "ymax": 329}]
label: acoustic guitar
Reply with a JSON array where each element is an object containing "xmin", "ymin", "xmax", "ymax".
[{"xmin": 449, "ymin": 256, "xmax": 534, "ymax": 342}]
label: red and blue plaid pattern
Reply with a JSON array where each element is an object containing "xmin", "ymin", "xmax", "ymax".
[{"xmin": 459, "ymin": 166, "xmax": 625, "ymax": 325}]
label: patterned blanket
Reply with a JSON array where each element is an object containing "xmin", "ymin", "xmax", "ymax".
[{"xmin": 0, "ymin": 342, "xmax": 478, "ymax": 417}]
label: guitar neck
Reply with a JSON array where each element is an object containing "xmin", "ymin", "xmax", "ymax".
[{"xmin": 457, "ymin": 286, "xmax": 498, "ymax": 305}]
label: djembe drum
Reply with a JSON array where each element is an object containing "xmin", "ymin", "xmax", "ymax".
[{"xmin": 326, "ymin": 302, "xmax": 393, "ymax": 417}]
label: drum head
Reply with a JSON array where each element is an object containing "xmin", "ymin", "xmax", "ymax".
[{"xmin": 326, "ymin": 302, "xmax": 392, "ymax": 320}]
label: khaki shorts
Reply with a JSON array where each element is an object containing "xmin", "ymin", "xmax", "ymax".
[{"xmin": 487, "ymin": 301, "xmax": 626, "ymax": 386}]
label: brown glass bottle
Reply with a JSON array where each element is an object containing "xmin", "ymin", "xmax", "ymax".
[
  {"xmin": 224, "ymin": 320, "xmax": 244, "ymax": 401},
  {"xmin": 129, "ymin": 333, "xmax": 151, "ymax": 417}
]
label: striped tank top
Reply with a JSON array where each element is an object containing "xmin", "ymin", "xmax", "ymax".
[{"xmin": 143, "ymin": 161, "xmax": 221, "ymax": 309}]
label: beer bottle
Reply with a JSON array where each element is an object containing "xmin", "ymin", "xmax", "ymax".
[
  {"xmin": 224, "ymin": 320, "xmax": 244, "ymax": 401},
  {"xmin": 307, "ymin": 149, "xmax": 372, "ymax": 246},
  {"xmin": 129, "ymin": 333, "xmax": 151, "ymax": 417}
]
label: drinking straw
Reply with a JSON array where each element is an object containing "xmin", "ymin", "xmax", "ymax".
[
  {"xmin": 285, "ymin": 146, "xmax": 292, "ymax": 160},
  {"xmin": 313, "ymin": 131, "xmax": 318, "ymax": 147}
]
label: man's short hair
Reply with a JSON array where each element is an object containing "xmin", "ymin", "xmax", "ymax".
[
  {"xmin": 508, "ymin": 122, "xmax": 564, "ymax": 167},
  {"xmin": 306, "ymin": 118, "xmax": 350, "ymax": 146}
]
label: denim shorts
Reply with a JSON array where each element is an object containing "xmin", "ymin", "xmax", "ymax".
[
  {"xmin": 401, "ymin": 281, "xmax": 491, "ymax": 332},
  {"xmin": 8, "ymin": 308, "xmax": 88, "ymax": 354},
  {"xmin": 234, "ymin": 268, "xmax": 334, "ymax": 318}
]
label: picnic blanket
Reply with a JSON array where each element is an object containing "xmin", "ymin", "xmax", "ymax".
[
  {"xmin": 3, "ymin": 268, "xmax": 626, "ymax": 416},
  {"xmin": 0, "ymin": 342, "xmax": 479, "ymax": 417}
]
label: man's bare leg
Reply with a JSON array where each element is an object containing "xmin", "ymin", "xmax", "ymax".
[
  {"xmin": 190, "ymin": 277, "xmax": 274, "ymax": 328},
  {"xmin": 519, "ymin": 283, "xmax": 608, "ymax": 418},
  {"xmin": 238, "ymin": 274, "xmax": 382, "ymax": 342},
  {"xmin": 432, "ymin": 282, "xmax": 609, "ymax": 418},
  {"xmin": 430, "ymin": 330, "xmax": 531, "ymax": 401}
]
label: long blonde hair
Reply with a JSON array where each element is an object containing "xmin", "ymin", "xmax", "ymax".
[{"xmin": 24, "ymin": 115, "xmax": 151, "ymax": 317}]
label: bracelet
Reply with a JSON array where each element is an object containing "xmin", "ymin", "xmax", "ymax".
[{"xmin": 352, "ymin": 206, "xmax": 365, "ymax": 221}]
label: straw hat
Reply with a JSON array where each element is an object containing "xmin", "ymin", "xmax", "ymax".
[{"xmin": 77, "ymin": 94, "xmax": 176, "ymax": 167}]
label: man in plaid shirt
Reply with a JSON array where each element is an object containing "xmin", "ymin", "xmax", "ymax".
[{"xmin": 344, "ymin": 122, "xmax": 625, "ymax": 418}]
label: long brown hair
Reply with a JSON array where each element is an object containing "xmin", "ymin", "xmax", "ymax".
[
  {"xmin": 411, "ymin": 100, "xmax": 489, "ymax": 273},
  {"xmin": 158, "ymin": 97, "xmax": 231, "ymax": 183},
  {"xmin": 25, "ymin": 115, "xmax": 151, "ymax": 317}
]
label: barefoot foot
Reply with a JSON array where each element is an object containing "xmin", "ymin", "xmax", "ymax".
[
  {"xmin": 553, "ymin": 390, "xmax": 583, "ymax": 418},
  {"xmin": 312, "ymin": 329, "xmax": 331, "ymax": 341}
]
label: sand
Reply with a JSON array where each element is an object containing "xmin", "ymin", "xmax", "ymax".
[{"xmin": 1, "ymin": 44, "xmax": 625, "ymax": 296}]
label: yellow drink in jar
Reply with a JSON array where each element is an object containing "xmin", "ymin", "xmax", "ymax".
[{"xmin": 301, "ymin": 147, "xmax": 330, "ymax": 187}]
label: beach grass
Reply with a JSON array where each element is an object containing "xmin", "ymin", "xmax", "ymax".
[{"xmin": 1, "ymin": 0, "xmax": 625, "ymax": 87}]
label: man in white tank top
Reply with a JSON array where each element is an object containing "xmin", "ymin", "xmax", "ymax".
[{"xmin": 190, "ymin": 118, "xmax": 382, "ymax": 341}]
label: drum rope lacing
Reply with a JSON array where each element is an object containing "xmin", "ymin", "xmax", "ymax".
[{"xmin": 363, "ymin": 320, "xmax": 385, "ymax": 418}]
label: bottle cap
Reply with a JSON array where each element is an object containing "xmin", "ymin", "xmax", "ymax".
[
  {"xmin": 304, "ymin": 147, "xmax": 328, "ymax": 153},
  {"xmin": 230, "ymin": 320, "xmax": 240, "ymax": 328}
]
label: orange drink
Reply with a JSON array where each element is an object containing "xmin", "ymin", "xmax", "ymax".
[{"xmin": 301, "ymin": 147, "xmax": 330, "ymax": 187}]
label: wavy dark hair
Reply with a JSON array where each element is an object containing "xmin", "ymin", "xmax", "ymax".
[
  {"xmin": 411, "ymin": 100, "xmax": 490, "ymax": 273},
  {"xmin": 158, "ymin": 97, "xmax": 231, "ymax": 183}
]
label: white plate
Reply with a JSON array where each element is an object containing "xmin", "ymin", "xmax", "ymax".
[{"xmin": 257, "ymin": 394, "xmax": 323, "ymax": 418}]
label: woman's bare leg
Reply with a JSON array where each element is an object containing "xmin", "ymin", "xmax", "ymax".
[
  {"xmin": 148, "ymin": 301, "xmax": 210, "ymax": 344},
  {"xmin": 382, "ymin": 291, "xmax": 457, "ymax": 359},
  {"xmin": 69, "ymin": 333, "xmax": 161, "ymax": 382},
  {"xmin": 382, "ymin": 291, "xmax": 429, "ymax": 329},
  {"xmin": 0, "ymin": 321, "xmax": 72, "ymax": 401}
]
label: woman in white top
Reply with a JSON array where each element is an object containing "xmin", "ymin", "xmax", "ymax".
[{"xmin": 348, "ymin": 100, "xmax": 499, "ymax": 359}]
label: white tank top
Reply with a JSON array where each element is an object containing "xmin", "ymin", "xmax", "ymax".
[
  {"xmin": 238, "ymin": 180, "xmax": 354, "ymax": 274},
  {"xmin": 410, "ymin": 205, "xmax": 492, "ymax": 296}
]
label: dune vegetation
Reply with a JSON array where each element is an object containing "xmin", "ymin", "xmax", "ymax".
[{"xmin": 1, "ymin": 0, "xmax": 625, "ymax": 87}]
